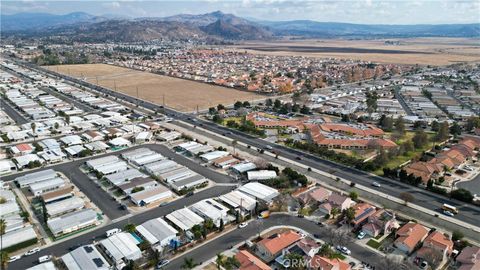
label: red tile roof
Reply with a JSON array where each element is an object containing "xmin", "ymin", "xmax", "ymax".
[
  {"xmin": 258, "ymin": 231, "xmax": 301, "ymax": 255},
  {"xmin": 235, "ymin": 250, "xmax": 270, "ymax": 270}
]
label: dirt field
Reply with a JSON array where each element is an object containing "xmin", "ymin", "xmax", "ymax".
[
  {"xmin": 46, "ymin": 64, "xmax": 261, "ymax": 112},
  {"xmin": 232, "ymin": 38, "xmax": 480, "ymax": 65}
]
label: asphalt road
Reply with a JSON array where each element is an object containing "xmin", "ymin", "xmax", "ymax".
[
  {"xmin": 8, "ymin": 185, "xmax": 234, "ymax": 270},
  {"xmin": 165, "ymin": 214, "xmax": 383, "ymax": 270},
  {"xmin": 0, "ymin": 98, "xmax": 29, "ymax": 125},
  {"xmin": 13, "ymin": 60, "xmax": 480, "ymax": 226},
  {"xmin": 3, "ymin": 143, "xmax": 236, "ymax": 219}
]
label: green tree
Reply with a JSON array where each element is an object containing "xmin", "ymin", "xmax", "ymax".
[
  {"xmin": 374, "ymin": 149, "xmax": 389, "ymax": 166},
  {"xmin": 380, "ymin": 115, "xmax": 394, "ymax": 132},
  {"xmin": 124, "ymin": 223, "xmax": 136, "ymax": 233},
  {"xmin": 215, "ymin": 253, "xmax": 225, "ymax": 269},
  {"xmin": 274, "ymin": 99, "xmax": 282, "ymax": 109},
  {"xmin": 349, "ymin": 191, "xmax": 358, "ymax": 201},
  {"xmin": 451, "ymin": 189, "xmax": 474, "ymax": 203},
  {"xmin": 452, "ymin": 230, "xmax": 464, "ymax": 241},
  {"xmin": 366, "ymin": 91, "xmax": 378, "ymax": 113},
  {"xmin": 181, "ymin": 257, "xmax": 199, "ymax": 269},
  {"xmin": 203, "ymin": 219, "xmax": 215, "ymax": 231},
  {"xmin": 330, "ymin": 207, "xmax": 341, "ymax": 219},
  {"xmin": 212, "ymin": 114, "xmax": 223, "ymax": 124},
  {"xmin": 344, "ymin": 207, "xmax": 356, "ymax": 223},
  {"xmin": 394, "ymin": 116, "xmax": 405, "ymax": 137},
  {"xmin": 413, "ymin": 129, "xmax": 428, "ymax": 148},
  {"xmin": 234, "ymin": 101, "xmax": 243, "ymax": 110},
  {"xmin": 242, "ymin": 101, "xmax": 250, "ymax": 107},
  {"xmin": 0, "ymin": 219, "xmax": 7, "ymax": 270},
  {"xmin": 436, "ymin": 121, "xmax": 450, "ymax": 142},
  {"xmin": 217, "ymin": 104, "xmax": 225, "ymax": 111},
  {"xmin": 465, "ymin": 116, "xmax": 480, "ymax": 131},
  {"xmin": 265, "ymin": 98, "xmax": 273, "ymax": 107},
  {"xmin": 208, "ymin": 107, "xmax": 217, "ymax": 115},
  {"xmin": 31, "ymin": 122, "xmax": 36, "ymax": 142},
  {"xmin": 219, "ymin": 219, "xmax": 224, "ymax": 232},
  {"xmin": 450, "ymin": 122, "xmax": 462, "ymax": 136},
  {"xmin": 431, "ymin": 120, "xmax": 440, "ymax": 131},
  {"xmin": 317, "ymin": 243, "xmax": 334, "ymax": 258}
]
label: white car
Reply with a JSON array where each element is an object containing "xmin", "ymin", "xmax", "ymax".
[
  {"xmin": 156, "ymin": 259, "xmax": 170, "ymax": 269},
  {"xmin": 238, "ymin": 222, "xmax": 248, "ymax": 228},
  {"xmin": 372, "ymin": 182, "xmax": 381, "ymax": 188},
  {"xmin": 38, "ymin": 255, "xmax": 52, "ymax": 263},
  {"xmin": 336, "ymin": 245, "xmax": 351, "ymax": 255},
  {"xmin": 357, "ymin": 231, "xmax": 366, "ymax": 239},
  {"xmin": 8, "ymin": 255, "xmax": 21, "ymax": 263},
  {"xmin": 24, "ymin": 247, "xmax": 40, "ymax": 256}
]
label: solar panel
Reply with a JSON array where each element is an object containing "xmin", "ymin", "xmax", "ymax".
[
  {"xmin": 93, "ymin": 258, "xmax": 104, "ymax": 267},
  {"xmin": 84, "ymin": 246, "xmax": 94, "ymax": 253}
]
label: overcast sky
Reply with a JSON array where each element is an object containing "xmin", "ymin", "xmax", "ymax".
[{"xmin": 2, "ymin": 0, "xmax": 479, "ymax": 24}]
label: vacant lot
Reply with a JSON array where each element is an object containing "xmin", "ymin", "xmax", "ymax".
[
  {"xmin": 46, "ymin": 64, "xmax": 261, "ymax": 112},
  {"xmin": 233, "ymin": 38, "xmax": 480, "ymax": 65}
]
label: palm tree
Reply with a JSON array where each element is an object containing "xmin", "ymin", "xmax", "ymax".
[
  {"xmin": 231, "ymin": 140, "xmax": 237, "ymax": 155},
  {"xmin": 330, "ymin": 207, "xmax": 341, "ymax": 219},
  {"xmin": 0, "ymin": 219, "xmax": 7, "ymax": 270},
  {"xmin": 215, "ymin": 253, "xmax": 225, "ymax": 269},
  {"xmin": 30, "ymin": 122, "xmax": 36, "ymax": 142},
  {"xmin": 181, "ymin": 257, "xmax": 198, "ymax": 269}
]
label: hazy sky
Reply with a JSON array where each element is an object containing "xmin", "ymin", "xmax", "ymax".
[{"xmin": 2, "ymin": 0, "xmax": 479, "ymax": 24}]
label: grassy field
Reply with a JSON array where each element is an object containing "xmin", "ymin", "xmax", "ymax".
[
  {"xmin": 232, "ymin": 38, "xmax": 480, "ymax": 65},
  {"xmin": 373, "ymin": 131, "xmax": 436, "ymax": 175},
  {"xmin": 46, "ymin": 64, "xmax": 261, "ymax": 112}
]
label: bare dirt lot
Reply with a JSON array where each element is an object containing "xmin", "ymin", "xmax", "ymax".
[
  {"xmin": 46, "ymin": 64, "xmax": 261, "ymax": 112},
  {"xmin": 233, "ymin": 38, "xmax": 480, "ymax": 65}
]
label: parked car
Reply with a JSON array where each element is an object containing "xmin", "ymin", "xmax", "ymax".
[
  {"xmin": 185, "ymin": 191, "xmax": 194, "ymax": 197},
  {"xmin": 38, "ymin": 255, "xmax": 52, "ymax": 263},
  {"xmin": 106, "ymin": 228, "xmax": 121, "ymax": 237},
  {"xmin": 24, "ymin": 248, "xmax": 40, "ymax": 256},
  {"xmin": 264, "ymin": 145, "xmax": 273, "ymax": 150},
  {"xmin": 372, "ymin": 182, "xmax": 381, "ymax": 188},
  {"xmin": 420, "ymin": 261, "xmax": 429, "ymax": 270},
  {"xmin": 8, "ymin": 256, "xmax": 21, "ymax": 262},
  {"xmin": 238, "ymin": 222, "xmax": 248, "ymax": 228},
  {"xmin": 357, "ymin": 231, "xmax": 366, "ymax": 239},
  {"xmin": 156, "ymin": 259, "xmax": 170, "ymax": 269},
  {"xmin": 336, "ymin": 245, "xmax": 351, "ymax": 255}
]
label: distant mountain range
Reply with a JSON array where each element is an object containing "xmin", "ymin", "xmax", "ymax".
[{"xmin": 1, "ymin": 11, "xmax": 479, "ymax": 42}]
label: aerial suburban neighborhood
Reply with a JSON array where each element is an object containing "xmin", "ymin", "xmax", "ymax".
[{"xmin": 0, "ymin": 1, "xmax": 479, "ymax": 270}]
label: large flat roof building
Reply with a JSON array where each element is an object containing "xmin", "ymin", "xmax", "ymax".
[{"xmin": 238, "ymin": 182, "xmax": 279, "ymax": 203}]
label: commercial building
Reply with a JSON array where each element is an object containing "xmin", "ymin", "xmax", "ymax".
[
  {"xmin": 47, "ymin": 209, "xmax": 99, "ymax": 237},
  {"xmin": 136, "ymin": 217, "xmax": 178, "ymax": 249},
  {"xmin": 129, "ymin": 185, "xmax": 174, "ymax": 206},
  {"xmin": 61, "ymin": 245, "xmax": 111, "ymax": 270},
  {"xmin": 166, "ymin": 207, "xmax": 204, "ymax": 231},
  {"xmin": 238, "ymin": 182, "xmax": 279, "ymax": 203}
]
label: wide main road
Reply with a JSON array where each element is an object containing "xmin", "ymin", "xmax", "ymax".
[{"xmin": 14, "ymin": 60, "xmax": 480, "ymax": 228}]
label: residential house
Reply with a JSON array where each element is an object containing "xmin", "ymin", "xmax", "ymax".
[
  {"xmin": 318, "ymin": 193, "xmax": 353, "ymax": 215},
  {"xmin": 361, "ymin": 209, "xmax": 399, "ymax": 237},
  {"xmin": 256, "ymin": 230, "xmax": 301, "ymax": 262},
  {"xmin": 417, "ymin": 231, "xmax": 454, "ymax": 259},
  {"xmin": 350, "ymin": 203, "xmax": 376, "ymax": 228},
  {"xmin": 394, "ymin": 222, "xmax": 429, "ymax": 254},
  {"xmin": 456, "ymin": 246, "xmax": 480, "ymax": 270},
  {"xmin": 310, "ymin": 255, "xmax": 351, "ymax": 270},
  {"xmin": 235, "ymin": 250, "xmax": 270, "ymax": 270}
]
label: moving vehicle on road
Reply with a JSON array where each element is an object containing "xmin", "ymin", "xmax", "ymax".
[
  {"xmin": 442, "ymin": 203, "xmax": 458, "ymax": 214},
  {"xmin": 106, "ymin": 228, "xmax": 121, "ymax": 237},
  {"xmin": 443, "ymin": 210, "xmax": 455, "ymax": 217},
  {"xmin": 372, "ymin": 182, "xmax": 381, "ymax": 188},
  {"xmin": 38, "ymin": 255, "xmax": 52, "ymax": 263},
  {"xmin": 25, "ymin": 247, "xmax": 40, "ymax": 256}
]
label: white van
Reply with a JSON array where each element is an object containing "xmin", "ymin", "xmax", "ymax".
[
  {"xmin": 106, "ymin": 228, "xmax": 121, "ymax": 237},
  {"xmin": 38, "ymin": 255, "xmax": 52, "ymax": 263}
]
